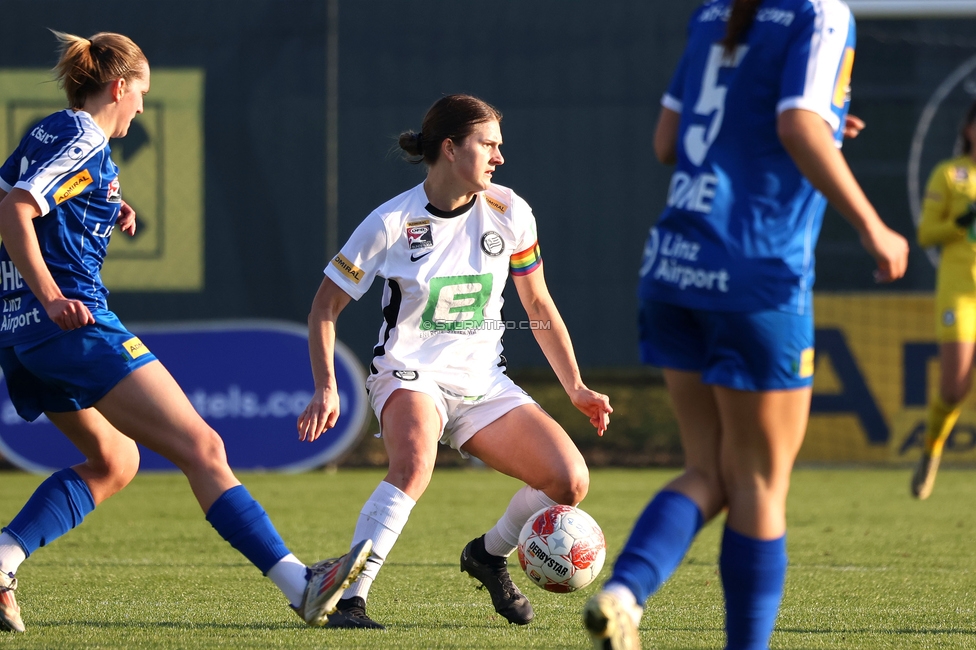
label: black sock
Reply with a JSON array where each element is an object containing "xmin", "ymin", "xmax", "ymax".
[{"xmin": 471, "ymin": 535, "xmax": 504, "ymax": 564}]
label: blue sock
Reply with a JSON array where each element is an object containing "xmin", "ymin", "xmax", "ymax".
[
  {"xmin": 205, "ymin": 485, "xmax": 291, "ymax": 575},
  {"xmin": 607, "ymin": 490, "xmax": 704, "ymax": 605},
  {"xmin": 720, "ymin": 527, "xmax": 787, "ymax": 650},
  {"xmin": 2, "ymin": 468, "xmax": 95, "ymax": 557}
]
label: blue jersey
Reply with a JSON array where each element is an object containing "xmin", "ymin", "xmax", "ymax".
[
  {"xmin": 0, "ymin": 110, "xmax": 121, "ymax": 346},
  {"xmin": 639, "ymin": 0, "xmax": 856, "ymax": 314}
]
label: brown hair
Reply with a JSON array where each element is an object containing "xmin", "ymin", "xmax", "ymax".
[
  {"xmin": 51, "ymin": 31, "xmax": 147, "ymax": 109},
  {"xmin": 721, "ymin": 0, "xmax": 763, "ymax": 57},
  {"xmin": 398, "ymin": 94, "xmax": 502, "ymax": 165},
  {"xmin": 962, "ymin": 99, "xmax": 976, "ymax": 155}
]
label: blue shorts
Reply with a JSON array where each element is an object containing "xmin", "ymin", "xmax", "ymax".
[
  {"xmin": 0, "ymin": 311, "xmax": 157, "ymax": 422},
  {"xmin": 639, "ymin": 300, "xmax": 814, "ymax": 391}
]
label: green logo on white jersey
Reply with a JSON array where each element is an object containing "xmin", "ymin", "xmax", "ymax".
[{"xmin": 421, "ymin": 274, "xmax": 493, "ymax": 331}]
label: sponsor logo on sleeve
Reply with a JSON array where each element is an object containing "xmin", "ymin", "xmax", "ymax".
[
  {"xmin": 832, "ymin": 47, "xmax": 855, "ymax": 109},
  {"xmin": 122, "ymin": 337, "xmax": 151, "ymax": 360},
  {"xmin": 484, "ymin": 195, "xmax": 508, "ymax": 214},
  {"xmin": 53, "ymin": 169, "xmax": 93, "ymax": 205},
  {"xmin": 406, "ymin": 219, "xmax": 434, "ymax": 250},
  {"xmin": 107, "ymin": 178, "xmax": 122, "ymax": 203},
  {"xmin": 332, "ymin": 253, "xmax": 364, "ymax": 284},
  {"xmin": 481, "ymin": 231, "xmax": 504, "ymax": 256},
  {"xmin": 955, "ymin": 167, "xmax": 969, "ymax": 182},
  {"xmin": 392, "ymin": 370, "xmax": 418, "ymax": 381}
]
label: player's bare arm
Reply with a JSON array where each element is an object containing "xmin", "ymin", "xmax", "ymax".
[
  {"xmin": 117, "ymin": 200, "xmax": 137, "ymax": 236},
  {"xmin": 512, "ymin": 264, "xmax": 612, "ymax": 434},
  {"xmin": 298, "ymin": 276, "xmax": 353, "ymax": 441},
  {"xmin": 0, "ymin": 188, "xmax": 94, "ymax": 330},
  {"xmin": 777, "ymin": 108, "xmax": 909, "ymax": 283},
  {"xmin": 843, "ymin": 114, "xmax": 866, "ymax": 139},
  {"xmin": 654, "ymin": 107, "xmax": 680, "ymax": 165}
]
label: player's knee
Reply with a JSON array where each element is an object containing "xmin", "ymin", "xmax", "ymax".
[
  {"xmin": 111, "ymin": 440, "xmax": 141, "ymax": 489},
  {"xmin": 688, "ymin": 466, "xmax": 724, "ymax": 497},
  {"xmin": 567, "ymin": 467, "xmax": 589, "ymax": 505},
  {"xmin": 179, "ymin": 427, "xmax": 231, "ymax": 475},
  {"xmin": 385, "ymin": 455, "xmax": 435, "ymax": 498},
  {"xmin": 941, "ymin": 383, "xmax": 970, "ymax": 406},
  {"xmin": 722, "ymin": 466, "xmax": 789, "ymax": 505},
  {"xmin": 85, "ymin": 439, "xmax": 140, "ymax": 499},
  {"xmin": 676, "ymin": 466, "xmax": 726, "ymax": 518},
  {"xmin": 550, "ymin": 460, "xmax": 589, "ymax": 505}
]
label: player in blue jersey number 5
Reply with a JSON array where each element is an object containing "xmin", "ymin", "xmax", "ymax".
[
  {"xmin": 298, "ymin": 94, "xmax": 612, "ymax": 629},
  {"xmin": 0, "ymin": 31, "xmax": 369, "ymax": 633},
  {"xmin": 583, "ymin": 2, "xmax": 908, "ymax": 649}
]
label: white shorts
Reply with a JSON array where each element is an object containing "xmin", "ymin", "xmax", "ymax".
[{"xmin": 365, "ymin": 369, "xmax": 537, "ymax": 456}]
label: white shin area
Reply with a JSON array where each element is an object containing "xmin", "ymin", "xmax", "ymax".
[
  {"xmin": 267, "ymin": 553, "xmax": 308, "ymax": 607},
  {"xmin": 0, "ymin": 532, "xmax": 26, "ymax": 576},
  {"xmin": 603, "ymin": 581, "xmax": 644, "ymax": 626},
  {"xmin": 342, "ymin": 481, "xmax": 416, "ymax": 601},
  {"xmin": 483, "ymin": 485, "xmax": 557, "ymax": 557}
]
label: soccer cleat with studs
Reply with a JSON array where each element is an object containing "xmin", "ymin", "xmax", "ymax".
[
  {"xmin": 293, "ymin": 539, "xmax": 372, "ymax": 626},
  {"xmin": 324, "ymin": 596, "xmax": 386, "ymax": 629},
  {"xmin": 583, "ymin": 591, "xmax": 640, "ymax": 650},
  {"xmin": 460, "ymin": 536, "xmax": 534, "ymax": 625},
  {"xmin": 911, "ymin": 451, "xmax": 942, "ymax": 500},
  {"xmin": 0, "ymin": 571, "xmax": 24, "ymax": 633}
]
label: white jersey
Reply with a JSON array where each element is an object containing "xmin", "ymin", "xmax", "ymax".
[{"xmin": 326, "ymin": 182, "xmax": 542, "ymax": 396}]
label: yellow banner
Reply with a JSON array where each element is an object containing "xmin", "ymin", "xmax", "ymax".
[
  {"xmin": 0, "ymin": 69, "xmax": 204, "ymax": 291},
  {"xmin": 808, "ymin": 293, "xmax": 972, "ymax": 463}
]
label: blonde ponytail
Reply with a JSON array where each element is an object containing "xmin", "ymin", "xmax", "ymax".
[{"xmin": 51, "ymin": 30, "xmax": 146, "ymax": 109}]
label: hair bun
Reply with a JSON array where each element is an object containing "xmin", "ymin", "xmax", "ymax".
[{"xmin": 397, "ymin": 130, "xmax": 424, "ymax": 158}]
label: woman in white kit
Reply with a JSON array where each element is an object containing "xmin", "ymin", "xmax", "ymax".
[{"xmin": 298, "ymin": 94, "xmax": 613, "ymax": 629}]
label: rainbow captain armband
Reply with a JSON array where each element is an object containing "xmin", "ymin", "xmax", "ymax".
[{"xmin": 510, "ymin": 242, "xmax": 542, "ymax": 276}]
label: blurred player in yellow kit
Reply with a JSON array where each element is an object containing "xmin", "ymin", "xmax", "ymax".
[{"xmin": 912, "ymin": 100, "xmax": 976, "ymax": 499}]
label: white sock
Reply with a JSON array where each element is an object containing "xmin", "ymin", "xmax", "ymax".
[
  {"xmin": 0, "ymin": 533, "xmax": 27, "ymax": 576},
  {"xmin": 342, "ymin": 481, "xmax": 416, "ymax": 601},
  {"xmin": 483, "ymin": 486, "xmax": 557, "ymax": 557},
  {"xmin": 604, "ymin": 581, "xmax": 644, "ymax": 626},
  {"xmin": 267, "ymin": 553, "xmax": 308, "ymax": 607}
]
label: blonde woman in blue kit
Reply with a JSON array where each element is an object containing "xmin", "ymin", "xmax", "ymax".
[{"xmin": 0, "ymin": 30, "xmax": 369, "ymax": 633}]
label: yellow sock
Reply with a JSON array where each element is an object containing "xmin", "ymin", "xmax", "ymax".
[{"xmin": 924, "ymin": 396, "xmax": 962, "ymax": 456}]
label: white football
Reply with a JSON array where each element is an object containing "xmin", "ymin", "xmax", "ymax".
[{"xmin": 517, "ymin": 505, "xmax": 606, "ymax": 593}]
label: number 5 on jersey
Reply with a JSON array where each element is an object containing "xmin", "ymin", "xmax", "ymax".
[
  {"xmin": 421, "ymin": 274, "xmax": 493, "ymax": 332},
  {"xmin": 684, "ymin": 44, "xmax": 748, "ymax": 166}
]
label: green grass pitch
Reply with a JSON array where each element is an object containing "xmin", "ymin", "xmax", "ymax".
[{"xmin": 0, "ymin": 467, "xmax": 974, "ymax": 649}]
